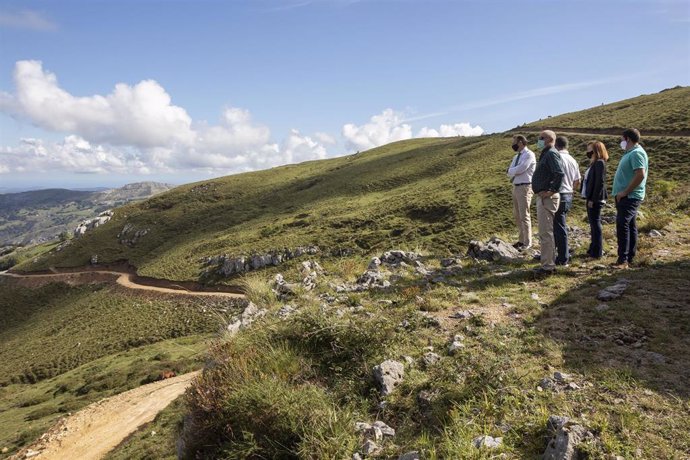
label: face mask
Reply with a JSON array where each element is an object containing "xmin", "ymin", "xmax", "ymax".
[
  {"xmin": 586, "ymin": 151, "xmax": 593, "ymax": 159},
  {"xmin": 537, "ymin": 139, "xmax": 545, "ymax": 150},
  {"xmin": 511, "ymin": 143, "xmax": 519, "ymax": 152},
  {"xmin": 620, "ymin": 140, "xmax": 628, "ymax": 151}
]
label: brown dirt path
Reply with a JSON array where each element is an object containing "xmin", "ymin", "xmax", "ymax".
[
  {"xmin": 11, "ymin": 371, "xmax": 200, "ymax": 460},
  {"xmin": 0, "ymin": 270, "xmax": 245, "ymax": 298}
]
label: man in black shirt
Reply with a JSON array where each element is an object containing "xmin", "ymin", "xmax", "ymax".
[{"xmin": 531, "ymin": 130, "xmax": 564, "ymax": 274}]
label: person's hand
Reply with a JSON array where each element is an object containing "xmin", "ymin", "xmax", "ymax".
[
  {"xmin": 587, "ymin": 200, "xmax": 593, "ymax": 208},
  {"xmin": 539, "ymin": 191, "xmax": 551, "ymax": 198},
  {"xmin": 615, "ymin": 192, "xmax": 626, "ymax": 203}
]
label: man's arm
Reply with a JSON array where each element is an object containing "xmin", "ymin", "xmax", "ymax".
[
  {"xmin": 615, "ymin": 168, "xmax": 645, "ymax": 201},
  {"xmin": 508, "ymin": 153, "xmax": 534, "ymax": 176}
]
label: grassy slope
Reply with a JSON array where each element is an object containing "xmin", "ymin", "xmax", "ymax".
[
  {"xmin": 0, "ymin": 279, "xmax": 244, "ymax": 457},
  {"xmin": 175, "ymin": 218, "xmax": 690, "ymax": 459},
  {"xmin": 18, "ymin": 87, "xmax": 690, "ymax": 281},
  {"xmin": 0, "ymin": 281, "xmax": 242, "ymax": 385},
  {"xmin": 0, "ymin": 336, "xmax": 211, "ymax": 457}
]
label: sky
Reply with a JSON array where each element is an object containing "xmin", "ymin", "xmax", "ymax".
[{"xmin": 0, "ymin": 0, "xmax": 688, "ymax": 190}]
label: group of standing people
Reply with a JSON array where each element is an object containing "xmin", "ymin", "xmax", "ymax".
[{"xmin": 507, "ymin": 128, "xmax": 648, "ymax": 274}]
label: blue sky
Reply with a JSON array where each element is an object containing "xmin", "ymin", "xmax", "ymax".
[{"xmin": 1, "ymin": 0, "xmax": 688, "ymax": 190}]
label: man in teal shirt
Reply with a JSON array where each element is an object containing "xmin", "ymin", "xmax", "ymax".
[{"xmin": 612, "ymin": 128, "xmax": 648, "ymax": 268}]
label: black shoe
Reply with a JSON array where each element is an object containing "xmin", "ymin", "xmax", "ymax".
[
  {"xmin": 512, "ymin": 242, "xmax": 524, "ymax": 249},
  {"xmin": 533, "ymin": 267, "xmax": 556, "ymax": 276}
]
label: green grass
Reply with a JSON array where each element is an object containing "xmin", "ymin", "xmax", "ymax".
[
  {"xmin": 0, "ymin": 335, "xmax": 211, "ymax": 457},
  {"xmin": 179, "ymin": 220, "xmax": 690, "ymax": 458},
  {"xmin": 0, "ymin": 280, "xmax": 244, "ymax": 385}
]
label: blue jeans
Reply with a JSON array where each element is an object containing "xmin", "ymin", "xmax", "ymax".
[
  {"xmin": 616, "ymin": 197, "xmax": 641, "ymax": 264},
  {"xmin": 553, "ymin": 193, "xmax": 573, "ymax": 265},
  {"xmin": 587, "ymin": 201, "xmax": 604, "ymax": 258}
]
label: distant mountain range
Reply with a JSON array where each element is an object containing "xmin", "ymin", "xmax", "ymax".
[{"xmin": 0, "ymin": 182, "xmax": 175, "ymax": 246}]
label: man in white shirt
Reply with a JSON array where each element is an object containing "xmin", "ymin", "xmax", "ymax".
[
  {"xmin": 553, "ymin": 136, "xmax": 581, "ymax": 266},
  {"xmin": 507, "ymin": 135, "xmax": 536, "ymax": 250}
]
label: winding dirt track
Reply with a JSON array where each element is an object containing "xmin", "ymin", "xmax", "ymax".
[
  {"xmin": 0, "ymin": 270, "xmax": 245, "ymax": 298},
  {"xmin": 12, "ymin": 372, "xmax": 200, "ymax": 460}
]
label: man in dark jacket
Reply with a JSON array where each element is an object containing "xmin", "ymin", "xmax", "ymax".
[{"xmin": 532, "ymin": 130, "xmax": 564, "ymax": 273}]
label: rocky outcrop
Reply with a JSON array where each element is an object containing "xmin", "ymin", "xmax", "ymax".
[
  {"xmin": 226, "ymin": 302, "xmax": 267, "ymax": 336},
  {"xmin": 117, "ymin": 223, "xmax": 149, "ymax": 246},
  {"xmin": 332, "ymin": 250, "xmax": 422, "ymax": 293},
  {"xmin": 467, "ymin": 237, "xmax": 522, "ymax": 262},
  {"xmin": 202, "ymin": 246, "xmax": 320, "ymax": 278},
  {"xmin": 73, "ymin": 210, "xmax": 113, "ymax": 238}
]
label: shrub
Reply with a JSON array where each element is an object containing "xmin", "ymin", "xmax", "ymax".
[{"xmin": 183, "ymin": 334, "xmax": 360, "ymax": 459}]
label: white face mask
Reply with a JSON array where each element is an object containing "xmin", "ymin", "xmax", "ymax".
[{"xmin": 620, "ymin": 140, "xmax": 628, "ymax": 151}]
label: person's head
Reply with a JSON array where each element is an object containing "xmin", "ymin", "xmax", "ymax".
[
  {"xmin": 538, "ymin": 130, "xmax": 556, "ymax": 149},
  {"xmin": 586, "ymin": 141, "xmax": 609, "ymax": 163},
  {"xmin": 621, "ymin": 128, "xmax": 641, "ymax": 151},
  {"xmin": 555, "ymin": 136, "xmax": 568, "ymax": 151},
  {"xmin": 511, "ymin": 135, "xmax": 527, "ymax": 152}
]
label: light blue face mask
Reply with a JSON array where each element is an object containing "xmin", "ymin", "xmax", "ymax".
[{"xmin": 537, "ymin": 139, "xmax": 545, "ymax": 150}]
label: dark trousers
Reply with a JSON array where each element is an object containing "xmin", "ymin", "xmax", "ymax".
[
  {"xmin": 553, "ymin": 193, "xmax": 573, "ymax": 265},
  {"xmin": 587, "ymin": 201, "xmax": 604, "ymax": 258},
  {"xmin": 616, "ymin": 197, "xmax": 641, "ymax": 264}
]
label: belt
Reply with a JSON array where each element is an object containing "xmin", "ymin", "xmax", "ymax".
[{"xmin": 514, "ymin": 182, "xmax": 531, "ymax": 186}]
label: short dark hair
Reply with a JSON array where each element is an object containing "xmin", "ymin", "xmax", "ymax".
[
  {"xmin": 622, "ymin": 128, "xmax": 641, "ymax": 143},
  {"xmin": 514, "ymin": 135, "xmax": 527, "ymax": 145},
  {"xmin": 555, "ymin": 136, "xmax": 568, "ymax": 150}
]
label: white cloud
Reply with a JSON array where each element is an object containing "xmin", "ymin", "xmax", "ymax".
[
  {"xmin": 342, "ymin": 109, "xmax": 413, "ymax": 151},
  {"xmin": 0, "ymin": 61, "xmax": 485, "ymax": 178},
  {"xmin": 281, "ymin": 129, "xmax": 328, "ymax": 164},
  {"xmin": 343, "ymin": 109, "xmax": 483, "ymax": 152},
  {"xmin": 417, "ymin": 122, "xmax": 484, "ymax": 138},
  {"xmin": 2, "ymin": 61, "xmax": 195, "ymax": 148},
  {"xmin": 0, "ymin": 10, "xmax": 57, "ymax": 31},
  {"xmin": 0, "ymin": 60, "xmax": 333, "ymax": 176},
  {"xmin": 314, "ymin": 132, "xmax": 337, "ymax": 145},
  {"xmin": 0, "ymin": 137, "xmax": 150, "ymax": 175}
]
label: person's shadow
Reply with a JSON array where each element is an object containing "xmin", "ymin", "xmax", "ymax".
[{"xmin": 535, "ymin": 259, "xmax": 690, "ymax": 398}]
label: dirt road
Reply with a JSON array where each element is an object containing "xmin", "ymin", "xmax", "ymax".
[
  {"xmin": 12, "ymin": 371, "xmax": 200, "ymax": 460},
  {"xmin": 0, "ymin": 270, "xmax": 245, "ymax": 298}
]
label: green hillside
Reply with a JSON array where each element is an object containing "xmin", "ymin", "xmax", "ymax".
[
  {"xmin": 0, "ymin": 278, "xmax": 244, "ymax": 456},
  {"xmin": 17, "ymin": 89, "xmax": 690, "ymax": 282}
]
